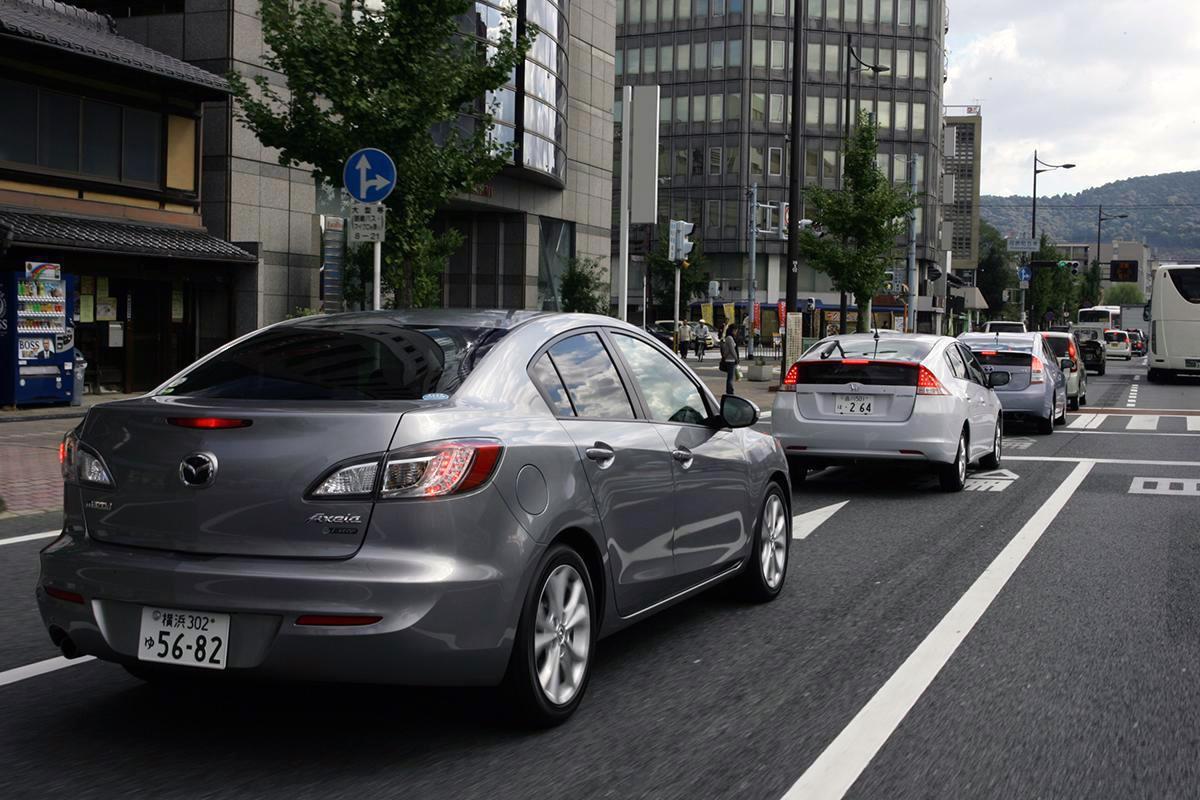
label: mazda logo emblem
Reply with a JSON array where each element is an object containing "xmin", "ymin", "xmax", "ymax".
[{"xmin": 179, "ymin": 452, "xmax": 218, "ymax": 488}]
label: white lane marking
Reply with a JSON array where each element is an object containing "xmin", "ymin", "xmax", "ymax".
[
  {"xmin": 1129, "ymin": 478, "xmax": 1200, "ymax": 496},
  {"xmin": 1126, "ymin": 415, "xmax": 1159, "ymax": 431},
  {"xmin": 0, "ymin": 530, "xmax": 59, "ymax": 547},
  {"xmin": 1063, "ymin": 430, "xmax": 1200, "ymax": 439},
  {"xmin": 1085, "ymin": 414, "xmax": 1109, "ymax": 430},
  {"xmin": 792, "ymin": 501, "xmax": 849, "ymax": 540},
  {"xmin": 780, "ymin": 461, "xmax": 1094, "ymax": 800},
  {"xmin": 1188, "ymin": 418, "xmax": 1200, "ymax": 432},
  {"xmin": 760, "ymin": 411, "xmax": 773, "ymax": 421},
  {"xmin": 963, "ymin": 469, "xmax": 1020, "ymax": 493},
  {"xmin": 1067, "ymin": 413, "xmax": 1096, "ymax": 429},
  {"xmin": 1008, "ymin": 456, "xmax": 1200, "ymax": 467},
  {"xmin": 0, "ymin": 656, "xmax": 95, "ymax": 688},
  {"xmin": 1004, "ymin": 436, "xmax": 1035, "ymax": 451}
]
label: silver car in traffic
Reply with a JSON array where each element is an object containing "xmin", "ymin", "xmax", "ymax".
[
  {"xmin": 771, "ymin": 333, "xmax": 1008, "ymax": 491},
  {"xmin": 39, "ymin": 311, "xmax": 790, "ymax": 725},
  {"xmin": 958, "ymin": 333, "xmax": 1069, "ymax": 434}
]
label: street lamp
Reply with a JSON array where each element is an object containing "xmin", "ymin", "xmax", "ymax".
[
  {"xmin": 836, "ymin": 35, "xmax": 890, "ymax": 334},
  {"xmin": 1026, "ymin": 150, "xmax": 1075, "ymax": 325},
  {"xmin": 1095, "ymin": 204, "xmax": 1128, "ymax": 284}
]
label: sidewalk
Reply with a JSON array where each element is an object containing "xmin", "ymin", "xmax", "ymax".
[{"xmin": 0, "ymin": 392, "xmax": 142, "ymax": 424}]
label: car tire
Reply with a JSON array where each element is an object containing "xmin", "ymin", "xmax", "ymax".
[
  {"xmin": 503, "ymin": 543, "xmax": 596, "ymax": 727},
  {"xmin": 786, "ymin": 456, "xmax": 807, "ymax": 485},
  {"xmin": 1097, "ymin": 363, "xmax": 1106, "ymax": 376},
  {"xmin": 1037, "ymin": 413, "xmax": 1054, "ymax": 435},
  {"xmin": 738, "ymin": 484, "xmax": 790, "ymax": 603},
  {"xmin": 938, "ymin": 431, "xmax": 968, "ymax": 492},
  {"xmin": 1148, "ymin": 368, "xmax": 1162, "ymax": 383},
  {"xmin": 1055, "ymin": 400, "xmax": 1067, "ymax": 425},
  {"xmin": 980, "ymin": 418, "xmax": 1002, "ymax": 470}
]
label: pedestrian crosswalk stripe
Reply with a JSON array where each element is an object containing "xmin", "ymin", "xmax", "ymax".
[
  {"xmin": 1189, "ymin": 417, "xmax": 1200, "ymax": 432},
  {"xmin": 1126, "ymin": 415, "xmax": 1159, "ymax": 431}
]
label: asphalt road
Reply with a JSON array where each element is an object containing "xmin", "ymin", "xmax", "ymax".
[{"xmin": 1, "ymin": 357, "xmax": 1198, "ymax": 799}]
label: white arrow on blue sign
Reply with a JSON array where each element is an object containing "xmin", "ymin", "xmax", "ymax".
[
  {"xmin": 1018, "ymin": 266, "xmax": 1032, "ymax": 282},
  {"xmin": 342, "ymin": 148, "xmax": 396, "ymax": 204}
]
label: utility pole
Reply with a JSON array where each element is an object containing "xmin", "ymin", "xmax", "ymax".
[
  {"xmin": 747, "ymin": 183, "xmax": 758, "ymax": 357},
  {"xmin": 785, "ymin": 6, "xmax": 804, "ymax": 334},
  {"xmin": 907, "ymin": 154, "xmax": 918, "ymax": 334},
  {"xmin": 618, "ymin": 86, "xmax": 632, "ymax": 321}
]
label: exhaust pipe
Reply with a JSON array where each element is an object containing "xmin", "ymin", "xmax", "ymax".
[{"xmin": 49, "ymin": 627, "xmax": 80, "ymax": 659}]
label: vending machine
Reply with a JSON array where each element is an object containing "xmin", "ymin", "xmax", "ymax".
[{"xmin": 0, "ymin": 262, "xmax": 77, "ymax": 406}]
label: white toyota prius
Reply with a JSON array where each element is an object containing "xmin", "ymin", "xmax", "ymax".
[{"xmin": 771, "ymin": 333, "xmax": 1010, "ymax": 491}]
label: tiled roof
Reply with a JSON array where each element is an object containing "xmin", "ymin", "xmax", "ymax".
[
  {"xmin": 0, "ymin": 0, "xmax": 228, "ymax": 94},
  {"xmin": 0, "ymin": 210, "xmax": 257, "ymax": 263}
]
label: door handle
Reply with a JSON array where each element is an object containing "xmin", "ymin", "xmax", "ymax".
[
  {"xmin": 672, "ymin": 448, "xmax": 694, "ymax": 468},
  {"xmin": 585, "ymin": 444, "xmax": 615, "ymax": 469}
]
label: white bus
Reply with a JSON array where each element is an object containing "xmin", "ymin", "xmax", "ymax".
[
  {"xmin": 1147, "ymin": 265, "xmax": 1200, "ymax": 382},
  {"xmin": 1077, "ymin": 305, "xmax": 1122, "ymax": 330}
]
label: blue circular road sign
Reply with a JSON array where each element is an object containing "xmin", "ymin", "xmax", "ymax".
[
  {"xmin": 343, "ymin": 148, "xmax": 396, "ymax": 204},
  {"xmin": 1018, "ymin": 266, "xmax": 1032, "ymax": 282}
]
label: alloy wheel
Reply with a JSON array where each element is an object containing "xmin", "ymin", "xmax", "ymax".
[
  {"xmin": 957, "ymin": 435, "xmax": 967, "ymax": 484},
  {"xmin": 533, "ymin": 564, "xmax": 591, "ymax": 706},
  {"xmin": 760, "ymin": 493, "xmax": 787, "ymax": 590}
]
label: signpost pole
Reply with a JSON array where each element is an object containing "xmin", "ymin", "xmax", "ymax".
[
  {"xmin": 373, "ymin": 239, "xmax": 382, "ymax": 310},
  {"xmin": 618, "ymin": 86, "xmax": 632, "ymax": 322}
]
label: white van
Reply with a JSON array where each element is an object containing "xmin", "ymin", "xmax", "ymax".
[
  {"xmin": 981, "ymin": 320, "xmax": 1027, "ymax": 334},
  {"xmin": 1147, "ymin": 265, "xmax": 1200, "ymax": 381}
]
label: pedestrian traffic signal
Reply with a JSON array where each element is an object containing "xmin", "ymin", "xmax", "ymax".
[{"xmin": 669, "ymin": 219, "xmax": 695, "ymax": 263}]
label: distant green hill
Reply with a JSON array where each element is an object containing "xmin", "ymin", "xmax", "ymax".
[{"xmin": 980, "ymin": 170, "xmax": 1200, "ymax": 262}]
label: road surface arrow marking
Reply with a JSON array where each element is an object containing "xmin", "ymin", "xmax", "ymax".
[{"xmin": 792, "ymin": 501, "xmax": 848, "ymax": 540}]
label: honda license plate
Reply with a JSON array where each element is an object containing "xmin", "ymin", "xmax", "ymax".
[
  {"xmin": 137, "ymin": 606, "xmax": 230, "ymax": 670},
  {"xmin": 835, "ymin": 394, "xmax": 874, "ymax": 415}
]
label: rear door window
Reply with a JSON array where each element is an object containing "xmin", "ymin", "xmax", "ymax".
[
  {"xmin": 529, "ymin": 353, "xmax": 575, "ymax": 417},
  {"xmin": 1043, "ymin": 336, "xmax": 1070, "ymax": 358},
  {"xmin": 944, "ymin": 346, "xmax": 967, "ymax": 380},
  {"xmin": 957, "ymin": 345, "xmax": 987, "ymax": 385},
  {"xmin": 547, "ymin": 333, "xmax": 636, "ymax": 419},
  {"xmin": 610, "ymin": 333, "xmax": 709, "ymax": 425}
]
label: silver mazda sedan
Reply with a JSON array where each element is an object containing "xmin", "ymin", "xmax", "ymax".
[{"xmin": 39, "ymin": 311, "xmax": 790, "ymax": 725}]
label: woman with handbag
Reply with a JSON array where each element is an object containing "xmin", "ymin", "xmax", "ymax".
[{"xmin": 719, "ymin": 324, "xmax": 739, "ymax": 395}]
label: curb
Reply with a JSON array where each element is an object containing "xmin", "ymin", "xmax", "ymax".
[{"xmin": 0, "ymin": 412, "xmax": 86, "ymax": 425}]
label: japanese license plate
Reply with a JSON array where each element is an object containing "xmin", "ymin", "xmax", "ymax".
[
  {"xmin": 835, "ymin": 394, "xmax": 874, "ymax": 415},
  {"xmin": 137, "ymin": 606, "xmax": 230, "ymax": 670},
  {"xmin": 1187, "ymin": 359, "xmax": 1200, "ymax": 368}
]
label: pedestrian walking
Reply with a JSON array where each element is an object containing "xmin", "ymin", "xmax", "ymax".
[
  {"xmin": 678, "ymin": 319, "xmax": 692, "ymax": 359},
  {"xmin": 719, "ymin": 323, "xmax": 739, "ymax": 395},
  {"xmin": 695, "ymin": 321, "xmax": 709, "ymax": 361}
]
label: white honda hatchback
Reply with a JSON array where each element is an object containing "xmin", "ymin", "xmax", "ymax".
[{"xmin": 772, "ymin": 333, "xmax": 1009, "ymax": 491}]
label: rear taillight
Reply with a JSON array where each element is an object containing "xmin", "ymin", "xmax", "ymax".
[
  {"xmin": 781, "ymin": 362, "xmax": 801, "ymax": 392},
  {"xmin": 1030, "ymin": 356, "xmax": 1045, "ymax": 383},
  {"xmin": 916, "ymin": 365, "xmax": 949, "ymax": 396},
  {"xmin": 381, "ymin": 439, "xmax": 503, "ymax": 498},
  {"xmin": 61, "ymin": 431, "xmax": 113, "ymax": 487},
  {"xmin": 45, "ymin": 586, "xmax": 85, "ymax": 605},
  {"xmin": 295, "ymin": 615, "xmax": 381, "ymax": 627},
  {"xmin": 168, "ymin": 417, "xmax": 252, "ymax": 429},
  {"xmin": 312, "ymin": 461, "xmax": 379, "ymax": 497}
]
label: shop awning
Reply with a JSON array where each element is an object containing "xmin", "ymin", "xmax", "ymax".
[
  {"xmin": 952, "ymin": 286, "xmax": 990, "ymax": 311},
  {"xmin": 0, "ymin": 210, "xmax": 257, "ymax": 263}
]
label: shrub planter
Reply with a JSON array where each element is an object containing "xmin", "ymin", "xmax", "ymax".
[{"xmin": 746, "ymin": 363, "xmax": 774, "ymax": 382}]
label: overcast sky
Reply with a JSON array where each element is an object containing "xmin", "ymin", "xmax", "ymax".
[{"xmin": 945, "ymin": 0, "xmax": 1200, "ymax": 197}]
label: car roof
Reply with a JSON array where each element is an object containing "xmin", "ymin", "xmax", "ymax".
[{"xmin": 960, "ymin": 332, "xmax": 1042, "ymax": 345}]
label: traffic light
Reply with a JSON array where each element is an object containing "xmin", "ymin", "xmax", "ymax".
[
  {"xmin": 1057, "ymin": 260, "xmax": 1081, "ymax": 275},
  {"xmin": 669, "ymin": 219, "xmax": 695, "ymax": 263}
]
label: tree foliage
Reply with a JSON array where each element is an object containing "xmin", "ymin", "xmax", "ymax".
[
  {"xmin": 644, "ymin": 235, "xmax": 709, "ymax": 319},
  {"xmin": 559, "ymin": 257, "xmax": 610, "ymax": 315},
  {"xmin": 1103, "ymin": 283, "xmax": 1146, "ymax": 305},
  {"xmin": 228, "ymin": 0, "xmax": 531, "ymax": 308},
  {"xmin": 1028, "ymin": 234, "xmax": 1077, "ymax": 328},
  {"xmin": 976, "ymin": 221, "xmax": 1016, "ymax": 318},
  {"xmin": 797, "ymin": 111, "xmax": 916, "ymax": 332}
]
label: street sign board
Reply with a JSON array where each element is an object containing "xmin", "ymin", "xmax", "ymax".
[
  {"xmin": 342, "ymin": 148, "xmax": 396, "ymax": 204},
  {"xmin": 1018, "ymin": 266, "xmax": 1032, "ymax": 282},
  {"xmin": 349, "ymin": 203, "xmax": 386, "ymax": 243},
  {"xmin": 1019, "ymin": 280, "xmax": 1030, "ymax": 290},
  {"xmin": 1006, "ymin": 238, "xmax": 1037, "ymax": 253},
  {"xmin": 1110, "ymin": 260, "xmax": 1139, "ymax": 283}
]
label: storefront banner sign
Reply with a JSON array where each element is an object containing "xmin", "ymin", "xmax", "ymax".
[
  {"xmin": 701, "ymin": 303, "xmax": 713, "ymax": 325},
  {"xmin": 96, "ymin": 298, "xmax": 117, "ymax": 322},
  {"xmin": 753, "ymin": 302, "xmax": 761, "ymax": 332},
  {"xmin": 723, "ymin": 303, "xmax": 735, "ymax": 327},
  {"xmin": 777, "ymin": 301, "xmax": 786, "ymax": 326},
  {"xmin": 96, "ymin": 277, "xmax": 109, "ymax": 298},
  {"xmin": 25, "ymin": 262, "xmax": 61, "ymax": 281},
  {"xmin": 80, "ymin": 276, "xmax": 95, "ymax": 295},
  {"xmin": 18, "ymin": 337, "xmax": 54, "ymax": 359},
  {"xmin": 79, "ymin": 295, "xmax": 94, "ymax": 324}
]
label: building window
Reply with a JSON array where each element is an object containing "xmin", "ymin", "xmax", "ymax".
[
  {"xmin": 896, "ymin": 48, "xmax": 910, "ymax": 79},
  {"xmin": 694, "ymin": 41, "xmax": 708, "ymax": 70},
  {"xmin": 751, "ymin": 92, "xmax": 766, "ymax": 124},
  {"xmin": 845, "ymin": 0, "xmax": 858, "ymax": 23},
  {"xmin": 660, "ymin": 44, "xmax": 673, "ymax": 72},
  {"xmin": 81, "ymin": 100, "xmax": 121, "ymax": 180},
  {"xmin": 898, "ymin": 0, "xmax": 911, "ymax": 26},
  {"xmin": 769, "ymin": 93, "xmax": 784, "ymax": 124},
  {"xmin": 675, "ymin": 147, "xmax": 689, "ymax": 176},
  {"xmin": 877, "ymin": 99, "xmax": 891, "ymax": 130},
  {"xmin": 895, "ymin": 100, "xmax": 909, "ymax": 133},
  {"xmin": 628, "ymin": 47, "xmax": 641, "ymax": 74},
  {"xmin": 694, "ymin": 94, "xmax": 707, "ymax": 121},
  {"xmin": 877, "ymin": 47, "xmax": 892, "ymax": 73},
  {"xmin": 914, "ymin": 49, "xmax": 928, "ymax": 80},
  {"xmin": 711, "ymin": 40, "xmax": 725, "ymax": 70},
  {"xmin": 646, "ymin": 0, "xmax": 659, "ymax": 22},
  {"xmin": 805, "ymin": 95, "xmax": 819, "ymax": 127},
  {"xmin": 617, "ymin": 0, "xmax": 625, "ymax": 23},
  {"xmin": 677, "ymin": 43, "xmax": 690, "ymax": 70},
  {"xmin": 724, "ymin": 199, "xmax": 739, "ymax": 229},
  {"xmin": 825, "ymin": 42, "xmax": 841, "ymax": 76},
  {"xmin": 807, "ymin": 0, "xmax": 821, "ymax": 19},
  {"xmin": 660, "ymin": 99, "xmax": 671, "ymax": 123},
  {"xmin": 893, "ymin": 153, "xmax": 907, "ymax": 185},
  {"xmin": 753, "ymin": 38, "xmax": 767, "ymax": 68},
  {"xmin": 39, "ymin": 90, "xmax": 80, "ymax": 172},
  {"xmin": 914, "ymin": 152, "xmax": 925, "ymax": 191},
  {"xmin": 644, "ymin": 46, "xmax": 656, "ymax": 73},
  {"xmin": 729, "ymin": 38, "xmax": 743, "ymax": 68},
  {"xmin": 538, "ymin": 218, "xmax": 575, "ymax": 311},
  {"xmin": 659, "ymin": 144, "xmax": 669, "ymax": 176},
  {"xmin": 915, "ymin": 0, "xmax": 928, "ymax": 28},
  {"xmin": 823, "ymin": 96, "xmax": 838, "ymax": 132},
  {"xmin": 697, "ymin": 0, "xmax": 709, "ymax": 14},
  {"xmin": 773, "ymin": 0, "xmax": 786, "ymax": 15},
  {"xmin": 875, "ymin": 152, "xmax": 890, "ymax": 179},
  {"xmin": 709, "ymin": 146, "xmax": 723, "ymax": 174},
  {"xmin": 615, "ymin": 49, "xmax": 624, "ymax": 76},
  {"xmin": 805, "ymin": 147, "xmax": 819, "ymax": 185},
  {"xmin": 692, "ymin": 146, "xmax": 704, "ymax": 175},
  {"xmin": 750, "ymin": 144, "xmax": 764, "ymax": 176},
  {"xmin": 727, "ymin": 92, "xmax": 741, "ymax": 121},
  {"xmin": 629, "ymin": 0, "xmax": 641, "ymax": 23},
  {"xmin": 823, "ymin": 148, "xmax": 837, "ymax": 183},
  {"xmin": 680, "ymin": 0, "xmax": 692, "ymax": 14},
  {"xmin": 863, "ymin": 0, "xmax": 876, "ymax": 23},
  {"xmin": 675, "ymin": 95, "xmax": 689, "ymax": 123},
  {"xmin": 725, "ymin": 144, "xmax": 740, "ymax": 174},
  {"xmin": 706, "ymin": 199, "xmax": 721, "ymax": 228},
  {"xmin": 771, "ymin": 40, "xmax": 786, "ymax": 71},
  {"xmin": 710, "ymin": 93, "xmax": 724, "ymax": 121},
  {"xmin": 912, "ymin": 101, "xmax": 926, "ymax": 134},
  {"xmin": 769, "ymin": 147, "xmax": 783, "ymax": 176},
  {"xmin": 806, "ymin": 42, "xmax": 821, "ymax": 75}
]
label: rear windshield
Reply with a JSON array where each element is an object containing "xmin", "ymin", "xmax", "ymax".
[
  {"xmin": 158, "ymin": 324, "xmax": 507, "ymax": 400},
  {"xmin": 804, "ymin": 338, "xmax": 934, "ymax": 362},
  {"xmin": 973, "ymin": 350, "xmax": 1033, "ymax": 367},
  {"xmin": 986, "ymin": 322, "xmax": 1025, "ymax": 332},
  {"xmin": 1078, "ymin": 310, "xmax": 1112, "ymax": 324},
  {"xmin": 1074, "ymin": 328, "xmax": 1101, "ymax": 341},
  {"xmin": 1105, "ymin": 331, "xmax": 1128, "ymax": 343},
  {"xmin": 796, "ymin": 361, "xmax": 917, "ymax": 386},
  {"xmin": 1167, "ymin": 269, "xmax": 1200, "ymax": 303},
  {"xmin": 1044, "ymin": 337, "xmax": 1070, "ymax": 357}
]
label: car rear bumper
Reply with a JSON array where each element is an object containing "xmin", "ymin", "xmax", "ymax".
[
  {"xmin": 36, "ymin": 518, "xmax": 539, "ymax": 687},
  {"xmin": 995, "ymin": 388, "xmax": 1051, "ymax": 418},
  {"xmin": 770, "ymin": 396, "xmax": 961, "ymax": 464}
]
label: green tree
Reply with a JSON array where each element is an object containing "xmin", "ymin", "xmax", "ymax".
[
  {"xmin": 644, "ymin": 235, "xmax": 709, "ymax": 320},
  {"xmin": 1103, "ymin": 283, "xmax": 1146, "ymax": 305},
  {"xmin": 1078, "ymin": 262, "xmax": 1103, "ymax": 310},
  {"xmin": 559, "ymin": 257, "xmax": 610, "ymax": 315},
  {"xmin": 229, "ymin": 0, "xmax": 531, "ymax": 308},
  {"xmin": 1028, "ymin": 234, "xmax": 1076, "ymax": 328},
  {"xmin": 976, "ymin": 221, "xmax": 1016, "ymax": 317},
  {"xmin": 798, "ymin": 111, "xmax": 916, "ymax": 332}
]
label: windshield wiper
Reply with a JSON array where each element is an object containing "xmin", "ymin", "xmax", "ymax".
[{"xmin": 820, "ymin": 339, "xmax": 847, "ymax": 360}]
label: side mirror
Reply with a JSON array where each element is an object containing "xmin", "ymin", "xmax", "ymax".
[
  {"xmin": 719, "ymin": 395, "xmax": 759, "ymax": 428},
  {"xmin": 1058, "ymin": 357, "xmax": 1074, "ymax": 372},
  {"xmin": 986, "ymin": 371, "xmax": 1010, "ymax": 388}
]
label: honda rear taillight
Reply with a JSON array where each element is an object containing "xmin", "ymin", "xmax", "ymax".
[
  {"xmin": 380, "ymin": 439, "xmax": 503, "ymax": 499},
  {"xmin": 1030, "ymin": 356, "xmax": 1045, "ymax": 383},
  {"xmin": 916, "ymin": 365, "xmax": 949, "ymax": 396},
  {"xmin": 781, "ymin": 362, "xmax": 802, "ymax": 392}
]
